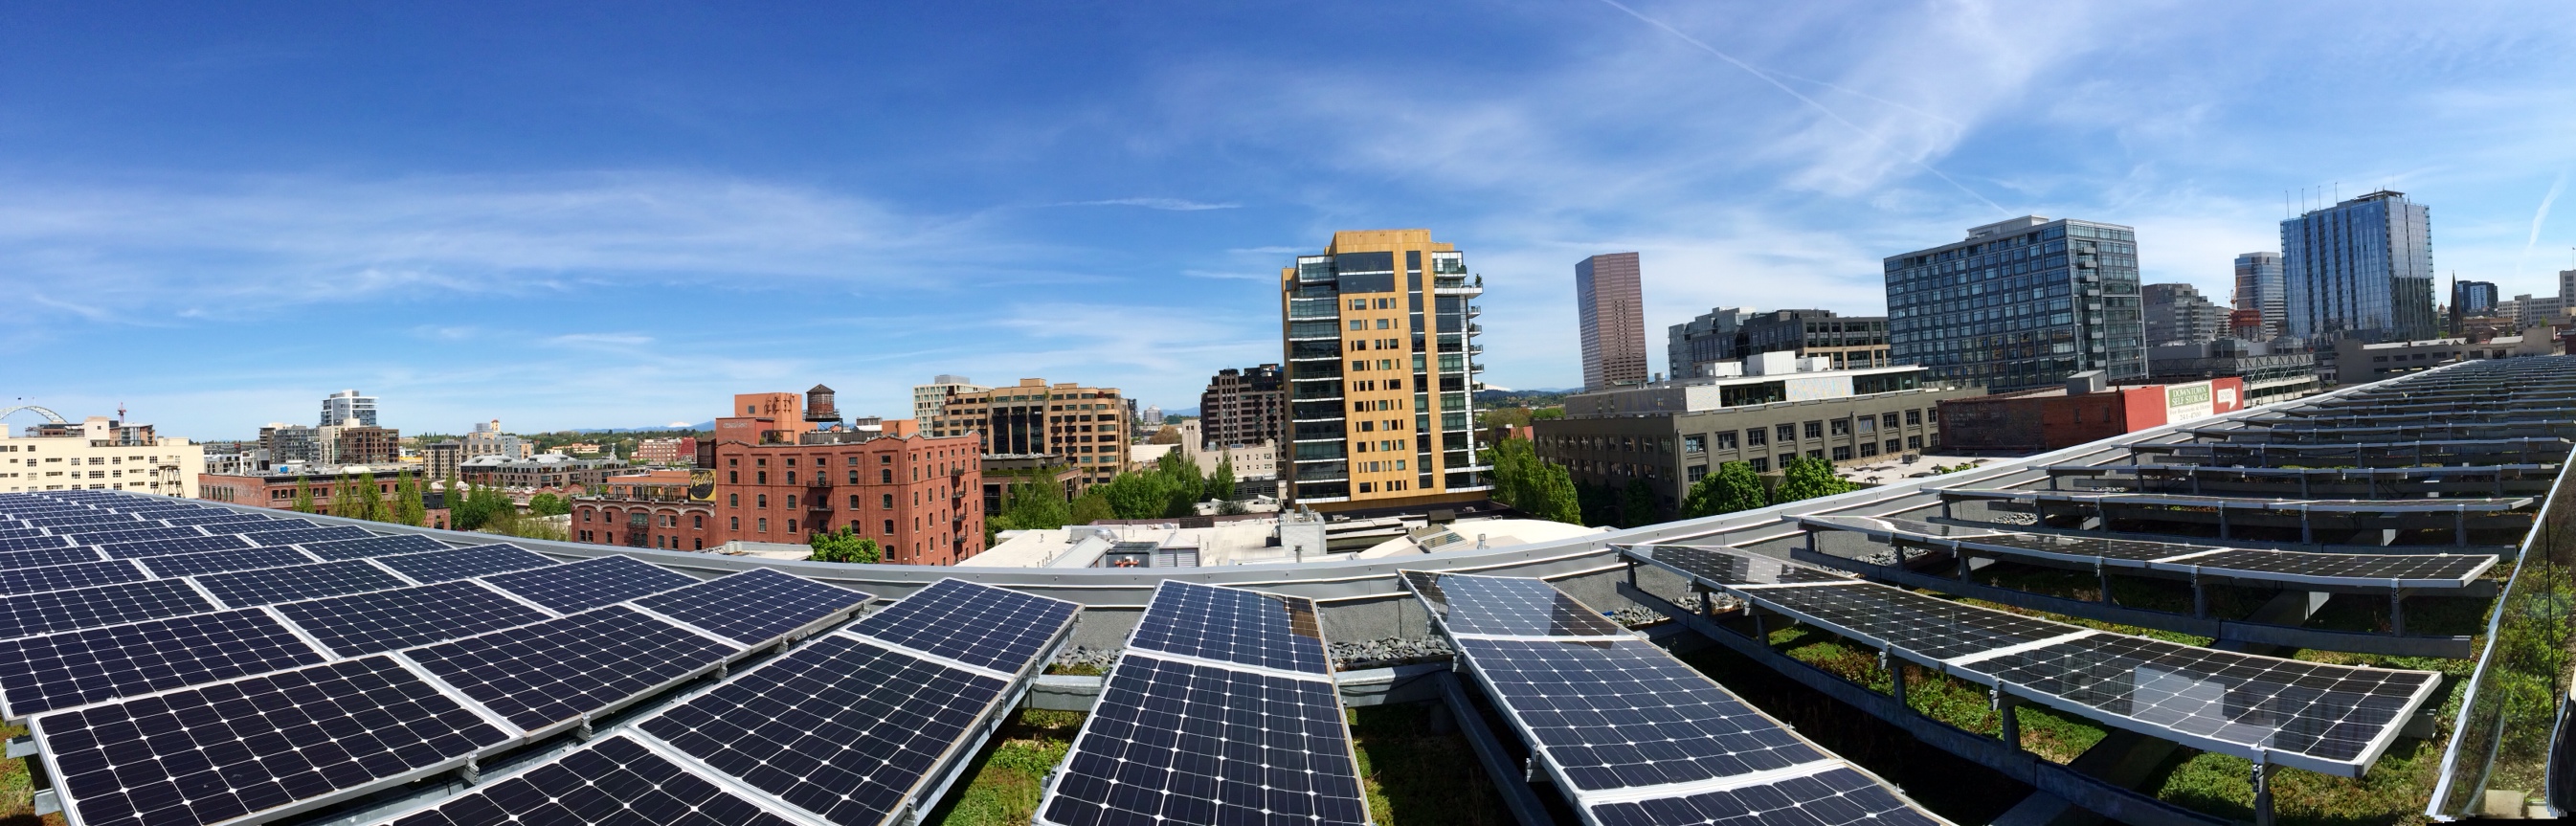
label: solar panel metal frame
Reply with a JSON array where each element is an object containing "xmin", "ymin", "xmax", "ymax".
[
  {"xmin": 398, "ymin": 604, "xmax": 743, "ymax": 739},
  {"xmin": 93, "ymin": 532, "xmax": 256, "ymax": 559},
  {"xmin": 1034, "ymin": 580, "xmax": 1368, "ymax": 826},
  {"xmin": 191, "ymin": 559, "xmax": 415, "ymax": 607},
  {"xmin": 628, "ymin": 568, "xmax": 876, "ymax": 648},
  {"xmin": 630, "ymin": 578, "xmax": 1080, "ymax": 826},
  {"xmin": 0, "ymin": 544, "xmax": 104, "ymax": 570},
  {"xmin": 1795, "ymin": 514, "xmax": 2499, "ymax": 591},
  {"xmin": 372, "ymin": 543, "xmax": 559, "ymax": 584},
  {"xmin": 270, "ymin": 579, "xmax": 556, "ymax": 658},
  {"xmin": 26, "ymin": 655, "xmax": 518, "ymax": 826},
  {"xmin": 0, "ymin": 559, "xmax": 148, "ymax": 595},
  {"xmin": 480, "ymin": 554, "xmax": 697, "ymax": 613},
  {"xmin": 1398, "ymin": 571, "xmax": 1940, "ymax": 826},
  {"xmin": 373, "ymin": 733, "xmax": 811, "ymax": 826},
  {"xmin": 0, "ymin": 578, "xmax": 216, "ymax": 642},
  {"xmin": 1625, "ymin": 544, "xmax": 2446, "ymax": 777},
  {"xmin": 298, "ymin": 533, "xmax": 452, "ymax": 561},
  {"xmin": 0, "ymin": 608, "xmax": 330, "ymax": 720}
]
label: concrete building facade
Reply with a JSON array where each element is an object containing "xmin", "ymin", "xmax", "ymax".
[
  {"xmin": 457, "ymin": 454, "xmax": 630, "ymax": 490},
  {"xmin": 1575, "ymin": 252, "xmax": 1648, "ymax": 390},
  {"xmin": 5, "ymin": 416, "xmax": 204, "ymax": 497},
  {"xmin": 1279, "ymin": 230, "xmax": 1490, "ymax": 512},
  {"xmin": 1735, "ymin": 309, "xmax": 1891, "ymax": 372},
  {"xmin": 1667, "ymin": 306, "xmax": 1755, "ymax": 380},
  {"xmin": 633, "ymin": 436, "xmax": 699, "ymax": 466},
  {"xmin": 1887, "ymin": 215, "xmax": 2147, "ymax": 391},
  {"xmin": 320, "ymin": 390, "xmax": 377, "ymax": 428},
  {"xmin": 1198, "ymin": 364, "xmax": 1284, "ymax": 450},
  {"xmin": 1534, "ymin": 360, "xmax": 1972, "ymax": 520},
  {"xmin": 937, "ymin": 379, "xmax": 1127, "ymax": 490},
  {"xmin": 2232, "ymin": 252, "xmax": 2286, "ymax": 337},
  {"xmin": 2281, "ymin": 190, "xmax": 2437, "ymax": 343},
  {"xmin": 915, "ymin": 375, "xmax": 987, "ymax": 436},
  {"xmin": 2143, "ymin": 282, "xmax": 2228, "ymax": 346}
]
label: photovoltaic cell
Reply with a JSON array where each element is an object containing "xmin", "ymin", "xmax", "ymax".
[
  {"xmin": 0, "ymin": 526, "xmax": 53, "ymax": 541},
  {"xmin": 64, "ymin": 525, "xmax": 204, "ymax": 547},
  {"xmin": 640, "ymin": 635, "xmax": 1009, "ymax": 826},
  {"xmin": 96, "ymin": 533, "xmax": 255, "ymax": 559},
  {"xmin": 1402, "ymin": 570, "xmax": 1630, "ymax": 638},
  {"xmin": 374, "ymin": 544, "xmax": 557, "ymax": 584},
  {"xmin": 386, "ymin": 734, "xmax": 795, "ymax": 826},
  {"xmin": 193, "ymin": 560, "xmax": 411, "ymax": 607},
  {"xmin": 272, "ymin": 581, "xmax": 551, "ymax": 657},
  {"xmin": 137, "ymin": 545, "xmax": 317, "ymax": 578},
  {"xmin": 36, "ymin": 656, "xmax": 510, "ymax": 826},
  {"xmin": 154, "ymin": 511, "xmax": 279, "ymax": 527},
  {"xmin": 0, "ymin": 544, "xmax": 105, "ymax": 570},
  {"xmin": 1455, "ymin": 636, "xmax": 1826, "ymax": 792},
  {"xmin": 0, "ymin": 579, "xmax": 215, "ymax": 640},
  {"xmin": 630, "ymin": 568, "xmax": 873, "ymax": 645},
  {"xmin": 300, "ymin": 533, "xmax": 450, "ymax": 561},
  {"xmin": 849, "ymin": 578, "xmax": 1080, "ymax": 673},
  {"xmin": 407, "ymin": 605, "xmax": 738, "ymax": 732},
  {"xmin": 228, "ymin": 525, "xmax": 374, "ymax": 546},
  {"xmin": 0, "ymin": 560, "xmax": 148, "ymax": 595},
  {"xmin": 1638, "ymin": 546, "xmax": 1856, "ymax": 587},
  {"xmin": 1038, "ymin": 655, "xmax": 1367, "ymax": 826},
  {"xmin": 1587, "ymin": 767, "xmax": 1943, "ymax": 826},
  {"xmin": 1125, "ymin": 580, "xmax": 1329, "ymax": 674},
  {"xmin": 1800, "ymin": 515, "xmax": 2498, "ymax": 589},
  {"xmin": 199, "ymin": 518, "xmax": 320, "ymax": 535},
  {"xmin": 482, "ymin": 555, "xmax": 694, "ymax": 613},
  {"xmin": 0, "ymin": 609, "xmax": 327, "ymax": 717}
]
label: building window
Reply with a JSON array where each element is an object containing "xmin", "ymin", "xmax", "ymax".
[
  {"xmin": 728, "ymin": 471, "xmax": 738, "ymax": 483},
  {"xmin": 1858, "ymin": 443, "xmax": 1878, "ymax": 458},
  {"xmin": 882, "ymin": 469, "xmax": 894, "ymax": 483},
  {"xmin": 1882, "ymin": 413, "xmax": 1900, "ymax": 428},
  {"xmin": 1743, "ymin": 428, "xmax": 1765, "ymax": 447},
  {"xmin": 1803, "ymin": 421, "xmax": 1823, "ymax": 439},
  {"xmin": 758, "ymin": 518, "xmax": 768, "ymax": 532},
  {"xmin": 1832, "ymin": 419, "xmax": 1852, "ymax": 436},
  {"xmin": 1908, "ymin": 435, "xmax": 1924, "ymax": 449},
  {"xmin": 1885, "ymin": 439, "xmax": 1902, "ymax": 454},
  {"xmin": 1750, "ymin": 458, "xmax": 1769, "ymax": 473},
  {"xmin": 693, "ymin": 515, "xmax": 703, "ymax": 528},
  {"xmin": 1686, "ymin": 464, "xmax": 1708, "ymax": 482},
  {"xmin": 1906, "ymin": 409, "xmax": 1922, "ymax": 425},
  {"xmin": 786, "ymin": 495, "xmax": 797, "ymax": 509},
  {"xmin": 787, "ymin": 519, "xmax": 798, "ymax": 533},
  {"xmin": 1832, "ymin": 446, "xmax": 1854, "ymax": 461},
  {"xmin": 728, "ymin": 494, "xmax": 739, "ymax": 506},
  {"xmin": 756, "ymin": 495, "xmax": 768, "ymax": 507},
  {"xmin": 1808, "ymin": 449, "xmax": 1826, "ymax": 460},
  {"xmin": 1682, "ymin": 435, "xmax": 1705, "ymax": 454},
  {"xmin": 884, "ymin": 520, "xmax": 896, "ymax": 535},
  {"xmin": 883, "ymin": 494, "xmax": 894, "ymax": 508},
  {"xmin": 756, "ymin": 471, "xmax": 767, "ymax": 484},
  {"xmin": 1776, "ymin": 424, "xmax": 1796, "ymax": 443},
  {"xmin": 730, "ymin": 517, "xmax": 740, "ymax": 529}
]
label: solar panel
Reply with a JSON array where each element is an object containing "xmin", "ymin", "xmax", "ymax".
[
  {"xmin": 630, "ymin": 568, "xmax": 874, "ymax": 645},
  {"xmin": 300, "ymin": 533, "xmax": 450, "ymax": 561},
  {"xmin": 155, "ymin": 511, "xmax": 278, "ymax": 526},
  {"xmin": 0, "ymin": 544, "xmax": 104, "ymax": 570},
  {"xmin": 193, "ymin": 560, "xmax": 412, "ymax": 607},
  {"xmin": 22, "ymin": 513, "xmax": 140, "ymax": 529},
  {"xmin": 482, "ymin": 555, "xmax": 696, "ymax": 613},
  {"xmin": 64, "ymin": 525, "xmax": 204, "ymax": 547},
  {"xmin": 1038, "ymin": 654, "xmax": 1367, "ymax": 826},
  {"xmin": 1639, "ymin": 546, "xmax": 1857, "ymax": 587},
  {"xmin": 405, "ymin": 605, "xmax": 739, "ymax": 733},
  {"xmin": 384, "ymin": 734, "xmax": 798, "ymax": 826},
  {"xmin": 1127, "ymin": 580, "xmax": 1330, "ymax": 673},
  {"xmin": 638, "ymin": 635, "xmax": 1012, "ymax": 826},
  {"xmin": 1587, "ymin": 766, "xmax": 1943, "ymax": 826},
  {"xmin": 0, "ymin": 609, "xmax": 327, "ymax": 717},
  {"xmin": 0, "ymin": 526, "xmax": 48, "ymax": 540},
  {"xmin": 272, "ymin": 581, "xmax": 552, "ymax": 657},
  {"xmin": 1800, "ymin": 515, "xmax": 2500, "ymax": 590},
  {"xmin": 198, "ymin": 518, "xmax": 320, "ymax": 535},
  {"xmin": 137, "ymin": 545, "xmax": 319, "ymax": 578},
  {"xmin": 95, "ymin": 532, "xmax": 255, "ymax": 559},
  {"xmin": 848, "ymin": 578, "xmax": 1081, "ymax": 673},
  {"xmin": 0, "ymin": 579, "xmax": 216, "ymax": 640},
  {"xmin": 375, "ymin": 543, "xmax": 558, "ymax": 583},
  {"xmin": 0, "ymin": 534, "xmax": 73, "ymax": 553},
  {"xmin": 1632, "ymin": 546, "xmax": 2447, "ymax": 776},
  {"xmin": 0, "ymin": 560, "xmax": 148, "ymax": 595},
  {"xmin": 229, "ymin": 525, "xmax": 374, "ymax": 546},
  {"xmin": 1400, "ymin": 570, "xmax": 1630, "ymax": 638},
  {"xmin": 34, "ymin": 656, "xmax": 511, "ymax": 826}
]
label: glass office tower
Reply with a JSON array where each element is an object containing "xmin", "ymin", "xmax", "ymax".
[
  {"xmin": 2280, "ymin": 190, "xmax": 2435, "ymax": 343},
  {"xmin": 1279, "ymin": 230, "xmax": 1490, "ymax": 511},
  {"xmin": 1884, "ymin": 216, "xmax": 2146, "ymax": 392},
  {"xmin": 2233, "ymin": 252, "xmax": 2286, "ymax": 337}
]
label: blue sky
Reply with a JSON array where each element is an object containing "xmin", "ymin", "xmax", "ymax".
[{"xmin": 7, "ymin": 1, "xmax": 2576, "ymax": 438}]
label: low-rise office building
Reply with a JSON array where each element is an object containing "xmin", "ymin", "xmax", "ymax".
[
  {"xmin": 2147, "ymin": 339, "xmax": 2319, "ymax": 406},
  {"xmin": 936, "ymin": 378, "xmax": 1128, "ymax": 490},
  {"xmin": 197, "ymin": 462, "xmax": 428, "ymax": 513},
  {"xmin": 633, "ymin": 436, "xmax": 698, "ymax": 466},
  {"xmin": 569, "ymin": 469, "xmax": 716, "ymax": 551},
  {"xmin": 1534, "ymin": 355, "xmax": 1976, "ymax": 519},
  {"xmin": 1937, "ymin": 372, "xmax": 2246, "ymax": 453},
  {"xmin": 2334, "ymin": 335, "xmax": 2558, "ymax": 382},
  {"xmin": 5, "ymin": 415, "xmax": 205, "ymax": 497},
  {"xmin": 457, "ymin": 454, "xmax": 630, "ymax": 490}
]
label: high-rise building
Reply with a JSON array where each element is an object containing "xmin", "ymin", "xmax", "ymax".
[
  {"xmin": 1574, "ymin": 253, "xmax": 1648, "ymax": 390},
  {"xmin": 2143, "ymin": 283, "xmax": 2228, "ymax": 346},
  {"xmin": 2280, "ymin": 190, "xmax": 2435, "ymax": 343},
  {"xmin": 914, "ymin": 375, "xmax": 987, "ymax": 436},
  {"xmin": 319, "ymin": 390, "xmax": 377, "ymax": 427},
  {"xmin": 938, "ymin": 379, "xmax": 1127, "ymax": 489},
  {"xmin": 1736, "ymin": 309, "xmax": 1890, "ymax": 371},
  {"xmin": 462, "ymin": 419, "xmax": 532, "ymax": 460},
  {"xmin": 1667, "ymin": 306, "xmax": 1755, "ymax": 379},
  {"xmin": 2455, "ymin": 280, "xmax": 2499, "ymax": 316},
  {"xmin": 2232, "ymin": 252, "xmax": 2286, "ymax": 337},
  {"xmin": 1198, "ymin": 365, "xmax": 1284, "ymax": 450},
  {"xmin": 1886, "ymin": 215, "xmax": 2146, "ymax": 391},
  {"xmin": 1279, "ymin": 230, "xmax": 1489, "ymax": 512}
]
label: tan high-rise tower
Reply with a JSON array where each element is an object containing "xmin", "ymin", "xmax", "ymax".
[
  {"xmin": 1279, "ymin": 230, "xmax": 1490, "ymax": 512},
  {"xmin": 1576, "ymin": 253, "xmax": 1648, "ymax": 390}
]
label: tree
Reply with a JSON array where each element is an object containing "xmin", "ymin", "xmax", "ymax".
[
  {"xmin": 1620, "ymin": 479, "xmax": 1658, "ymax": 526},
  {"xmin": 1205, "ymin": 454, "xmax": 1236, "ymax": 504},
  {"xmin": 527, "ymin": 492, "xmax": 570, "ymax": 516},
  {"xmin": 1530, "ymin": 408, "xmax": 1565, "ymax": 421},
  {"xmin": 1069, "ymin": 489, "xmax": 1114, "ymax": 525},
  {"xmin": 992, "ymin": 480, "xmax": 1071, "ymax": 532},
  {"xmin": 1477, "ymin": 437, "xmax": 1579, "ymax": 525},
  {"xmin": 808, "ymin": 526, "xmax": 882, "ymax": 564},
  {"xmin": 1681, "ymin": 460, "xmax": 1768, "ymax": 518},
  {"xmin": 1522, "ymin": 461, "xmax": 1582, "ymax": 525},
  {"xmin": 291, "ymin": 476, "xmax": 315, "ymax": 514},
  {"xmin": 352, "ymin": 471, "xmax": 386, "ymax": 523},
  {"xmin": 1578, "ymin": 482, "xmax": 1620, "ymax": 527},
  {"xmin": 1772, "ymin": 457, "xmax": 1857, "ymax": 504},
  {"xmin": 1154, "ymin": 450, "xmax": 1204, "ymax": 517},
  {"xmin": 392, "ymin": 472, "xmax": 426, "ymax": 526}
]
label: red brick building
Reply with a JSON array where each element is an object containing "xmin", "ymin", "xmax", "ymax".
[
  {"xmin": 633, "ymin": 437, "xmax": 699, "ymax": 466},
  {"xmin": 569, "ymin": 469, "xmax": 716, "ymax": 550},
  {"xmin": 712, "ymin": 431, "xmax": 983, "ymax": 565},
  {"xmin": 1938, "ymin": 376, "xmax": 2246, "ymax": 453}
]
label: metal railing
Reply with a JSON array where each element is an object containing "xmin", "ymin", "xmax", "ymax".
[{"xmin": 2430, "ymin": 441, "xmax": 2576, "ymax": 818}]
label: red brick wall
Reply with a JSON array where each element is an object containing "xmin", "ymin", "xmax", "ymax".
[
  {"xmin": 709, "ymin": 434, "xmax": 985, "ymax": 565},
  {"xmin": 571, "ymin": 500, "xmax": 717, "ymax": 551}
]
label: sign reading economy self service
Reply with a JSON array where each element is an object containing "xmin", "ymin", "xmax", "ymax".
[{"xmin": 2162, "ymin": 378, "xmax": 2244, "ymax": 424}]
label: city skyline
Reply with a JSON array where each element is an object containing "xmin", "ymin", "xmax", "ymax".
[{"xmin": 8, "ymin": 3, "xmax": 2576, "ymax": 435}]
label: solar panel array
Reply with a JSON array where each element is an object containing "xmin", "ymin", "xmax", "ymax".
[
  {"xmin": 1037, "ymin": 581, "xmax": 1369, "ymax": 826},
  {"xmin": 1630, "ymin": 545, "xmax": 2446, "ymax": 776},
  {"xmin": 1798, "ymin": 513, "xmax": 2498, "ymax": 590},
  {"xmin": 1403, "ymin": 571, "xmax": 1940, "ymax": 826}
]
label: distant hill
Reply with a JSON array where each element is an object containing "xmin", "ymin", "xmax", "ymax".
[{"xmin": 1476, "ymin": 389, "xmax": 1576, "ymax": 408}]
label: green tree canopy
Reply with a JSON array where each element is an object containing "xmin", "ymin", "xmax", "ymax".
[
  {"xmin": 1681, "ymin": 461, "xmax": 1768, "ymax": 519},
  {"xmin": 1620, "ymin": 479, "xmax": 1659, "ymax": 527},
  {"xmin": 291, "ymin": 476, "xmax": 315, "ymax": 514},
  {"xmin": 808, "ymin": 526, "xmax": 882, "ymax": 564},
  {"xmin": 1205, "ymin": 455, "xmax": 1236, "ymax": 503},
  {"xmin": 992, "ymin": 480, "xmax": 1071, "ymax": 532},
  {"xmin": 352, "ymin": 471, "xmax": 386, "ymax": 523},
  {"xmin": 526, "ymin": 492, "xmax": 570, "ymax": 516},
  {"xmin": 1771, "ymin": 457, "xmax": 1857, "ymax": 504},
  {"xmin": 1069, "ymin": 489, "xmax": 1114, "ymax": 525}
]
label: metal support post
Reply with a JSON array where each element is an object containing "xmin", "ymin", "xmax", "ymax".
[
  {"xmin": 1693, "ymin": 583, "xmax": 1715, "ymax": 619},
  {"xmin": 2217, "ymin": 506, "xmax": 2229, "ymax": 540},
  {"xmin": 1942, "ymin": 498, "xmax": 1953, "ymax": 521},
  {"xmin": 2390, "ymin": 582, "xmax": 2407, "ymax": 636},
  {"xmin": 1992, "ymin": 682, "xmax": 2020, "ymax": 751},
  {"xmin": 2190, "ymin": 567, "xmax": 2207, "ymax": 619},
  {"xmin": 2096, "ymin": 560, "xmax": 2115, "ymax": 607},
  {"xmin": 1955, "ymin": 545, "xmax": 1972, "ymax": 582},
  {"xmin": 2299, "ymin": 505, "xmax": 2313, "ymax": 546},
  {"xmin": 1883, "ymin": 647, "xmax": 1908, "ymax": 710},
  {"xmin": 2251, "ymin": 753, "xmax": 2276, "ymax": 826},
  {"xmin": 1624, "ymin": 559, "xmax": 1638, "ymax": 589},
  {"xmin": 2455, "ymin": 506, "xmax": 2468, "ymax": 546}
]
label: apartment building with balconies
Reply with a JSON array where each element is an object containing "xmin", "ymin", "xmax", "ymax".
[{"xmin": 1278, "ymin": 229, "xmax": 1490, "ymax": 513}]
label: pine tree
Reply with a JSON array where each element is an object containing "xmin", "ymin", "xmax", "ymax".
[{"xmin": 291, "ymin": 476, "xmax": 315, "ymax": 514}]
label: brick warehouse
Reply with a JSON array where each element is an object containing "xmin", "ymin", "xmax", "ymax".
[{"xmin": 709, "ymin": 387, "xmax": 984, "ymax": 565}]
